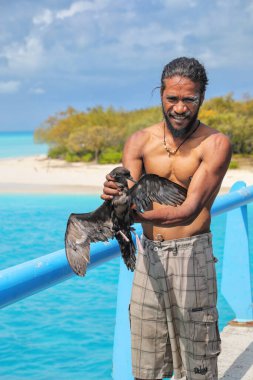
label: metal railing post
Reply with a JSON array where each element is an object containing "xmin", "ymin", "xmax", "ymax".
[{"xmin": 221, "ymin": 181, "xmax": 253, "ymax": 321}]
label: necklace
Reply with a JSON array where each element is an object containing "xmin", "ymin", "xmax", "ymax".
[{"xmin": 163, "ymin": 120, "xmax": 200, "ymax": 157}]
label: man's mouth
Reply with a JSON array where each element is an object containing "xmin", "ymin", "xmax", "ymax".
[{"xmin": 170, "ymin": 114, "xmax": 189, "ymax": 121}]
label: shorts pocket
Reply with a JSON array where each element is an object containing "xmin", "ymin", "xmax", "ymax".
[
  {"xmin": 194, "ymin": 254, "xmax": 208, "ymax": 292},
  {"xmin": 187, "ymin": 307, "xmax": 221, "ymax": 358}
]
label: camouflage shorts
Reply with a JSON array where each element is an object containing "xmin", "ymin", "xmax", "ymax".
[{"xmin": 130, "ymin": 233, "xmax": 221, "ymax": 380}]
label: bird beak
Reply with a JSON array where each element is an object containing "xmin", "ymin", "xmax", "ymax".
[{"xmin": 128, "ymin": 176, "xmax": 137, "ymax": 184}]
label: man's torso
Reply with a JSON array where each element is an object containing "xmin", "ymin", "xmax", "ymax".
[{"xmin": 134, "ymin": 121, "xmax": 220, "ymax": 241}]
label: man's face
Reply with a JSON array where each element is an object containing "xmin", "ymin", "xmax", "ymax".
[{"xmin": 161, "ymin": 76, "xmax": 203, "ymax": 138}]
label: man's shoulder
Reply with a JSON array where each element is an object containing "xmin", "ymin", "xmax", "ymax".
[
  {"xmin": 128, "ymin": 122, "xmax": 162, "ymax": 142},
  {"xmin": 200, "ymin": 123, "xmax": 231, "ymax": 144},
  {"xmin": 200, "ymin": 123, "xmax": 232, "ymax": 155},
  {"xmin": 123, "ymin": 123, "xmax": 162, "ymax": 162}
]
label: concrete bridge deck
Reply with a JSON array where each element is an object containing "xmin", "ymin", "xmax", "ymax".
[{"xmin": 218, "ymin": 324, "xmax": 253, "ymax": 379}]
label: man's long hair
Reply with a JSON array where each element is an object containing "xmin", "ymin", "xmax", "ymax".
[{"xmin": 161, "ymin": 57, "xmax": 208, "ymax": 95}]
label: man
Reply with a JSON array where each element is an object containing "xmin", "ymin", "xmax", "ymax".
[{"xmin": 102, "ymin": 57, "xmax": 232, "ymax": 380}]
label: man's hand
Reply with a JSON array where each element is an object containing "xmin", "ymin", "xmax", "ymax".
[{"xmin": 100, "ymin": 174, "xmax": 122, "ymax": 200}]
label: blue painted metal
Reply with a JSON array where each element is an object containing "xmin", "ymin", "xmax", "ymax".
[
  {"xmin": 221, "ymin": 181, "xmax": 253, "ymax": 321},
  {"xmin": 211, "ymin": 184, "xmax": 253, "ymax": 216},
  {"xmin": 0, "ymin": 185, "xmax": 253, "ymax": 312},
  {"xmin": 0, "ymin": 239, "xmax": 123, "ymax": 309},
  {"xmin": 0, "ymin": 183, "xmax": 252, "ymax": 379},
  {"xmin": 0, "ymin": 249, "xmax": 72, "ymax": 309},
  {"xmin": 112, "ymin": 260, "xmax": 134, "ymax": 380}
]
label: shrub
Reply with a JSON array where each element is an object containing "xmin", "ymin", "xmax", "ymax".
[
  {"xmin": 48, "ymin": 146, "xmax": 67, "ymax": 159},
  {"xmin": 98, "ymin": 148, "xmax": 122, "ymax": 164},
  {"xmin": 229, "ymin": 161, "xmax": 239, "ymax": 169},
  {"xmin": 81, "ymin": 152, "xmax": 94, "ymax": 162},
  {"xmin": 65, "ymin": 152, "xmax": 81, "ymax": 162}
]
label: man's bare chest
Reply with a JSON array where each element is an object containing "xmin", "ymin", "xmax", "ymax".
[{"xmin": 142, "ymin": 141, "xmax": 202, "ymax": 188}]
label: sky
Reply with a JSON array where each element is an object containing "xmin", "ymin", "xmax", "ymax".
[{"xmin": 0, "ymin": 0, "xmax": 253, "ymax": 131}]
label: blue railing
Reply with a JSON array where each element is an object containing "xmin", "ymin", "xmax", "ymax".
[
  {"xmin": 0, "ymin": 181, "xmax": 253, "ymax": 380},
  {"xmin": 0, "ymin": 182, "xmax": 252, "ymax": 312}
]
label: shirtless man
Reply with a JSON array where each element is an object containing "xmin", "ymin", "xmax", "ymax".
[{"xmin": 102, "ymin": 57, "xmax": 232, "ymax": 380}]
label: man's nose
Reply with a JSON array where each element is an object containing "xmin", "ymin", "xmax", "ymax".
[{"xmin": 173, "ymin": 101, "xmax": 187, "ymax": 114}]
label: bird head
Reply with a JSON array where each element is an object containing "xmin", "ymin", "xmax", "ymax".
[{"xmin": 109, "ymin": 167, "xmax": 137, "ymax": 188}]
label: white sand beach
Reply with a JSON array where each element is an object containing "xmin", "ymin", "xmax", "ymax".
[
  {"xmin": 0, "ymin": 155, "xmax": 117, "ymax": 194},
  {"xmin": 0, "ymin": 154, "xmax": 252, "ymax": 194}
]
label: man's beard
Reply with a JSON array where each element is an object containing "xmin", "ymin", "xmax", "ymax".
[{"xmin": 162, "ymin": 105, "xmax": 199, "ymax": 138}]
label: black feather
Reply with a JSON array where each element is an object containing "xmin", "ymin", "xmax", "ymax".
[
  {"xmin": 130, "ymin": 174, "xmax": 187, "ymax": 211},
  {"xmin": 65, "ymin": 167, "xmax": 187, "ymax": 277}
]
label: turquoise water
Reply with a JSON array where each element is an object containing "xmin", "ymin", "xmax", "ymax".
[
  {"xmin": 0, "ymin": 132, "xmax": 252, "ymax": 379},
  {"xmin": 0, "ymin": 195, "xmax": 119, "ymax": 380},
  {"xmin": 0, "ymin": 132, "xmax": 48, "ymax": 158},
  {"xmin": 1, "ymin": 194, "xmax": 252, "ymax": 379}
]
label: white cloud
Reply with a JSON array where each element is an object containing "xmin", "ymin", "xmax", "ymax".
[
  {"xmin": 1, "ymin": 0, "xmax": 253, "ymax": 87},
  {"xmin": 56, "ymin": 1, "xmax": 96, "ymax": 20},
  {"xmin": 2, "ymin": 36, "xmax": 44, "ymax": 72},
  {"xmin": 0, "ymin": 81, "xmax": 20, "ymax": 94},
  {"xmin": 32, "ymin": 1, "xmax": 108, "ymax": 28},
  {"xmin": 33, "ymin": 9, "xmax": 54, "ymax": 26},
  {"xmin": 56, "ymin": 2, "xmax": 88, "ymax": 19}
]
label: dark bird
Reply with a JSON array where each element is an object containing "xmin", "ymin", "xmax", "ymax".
[{"xmin": 65, "ymin": 167, "xmax": 187, "ymax": 276}]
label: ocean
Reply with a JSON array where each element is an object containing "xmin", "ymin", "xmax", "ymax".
[
  {"xmin": 0, "ymin": 132, "xmax": 252, "ymax": 379},
  {"xmin": 0, "ymin": 131, "xmax": 48, "ymax": 158}
]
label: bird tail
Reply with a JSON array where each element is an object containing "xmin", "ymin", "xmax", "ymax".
[{"xmin": 115, "ymin": 229, "xmax": 136, "ymax": 271}]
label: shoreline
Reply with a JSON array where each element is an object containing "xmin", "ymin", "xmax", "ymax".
[
  {"xmin": 0, "ymin": 183, "xmax": 102, "ymax": 195},
  {"xmin": 0, "ymin": 154, "xmax": 253, "ymax": 195},
  {"xmin": 0, "ymin": 155, "xmax": 117, "ymax": 195}
]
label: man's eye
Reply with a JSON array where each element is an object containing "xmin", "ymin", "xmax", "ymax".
[
  {"xmin": 183, "ymin": 97, "xmax": 198, "ymax": 103},
  {"xmin": 166, "ymin": 97, "xmax": 178, "ymax": 103},
  {"xmin": 165, "ymin": 96, "xmax": 199, "ymax": 105}
]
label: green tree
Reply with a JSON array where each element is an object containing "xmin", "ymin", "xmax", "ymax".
[{"xmin": 34, "ymin": 95, "xmax": 253, "ymax": 163}]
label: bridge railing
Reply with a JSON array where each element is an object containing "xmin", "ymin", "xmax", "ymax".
[
  {"xmin": 1, "ymin": 181, "xmax": 253, "ymax": 380},
  {"xmin": 0, "ymin": 181, "xmax": 252, "ymax": 312}
]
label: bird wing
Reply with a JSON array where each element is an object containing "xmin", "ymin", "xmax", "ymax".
[
  {"xmin": 65, "ymin": 201, "xmax": 114, "ymax": 276},
  {"xmin": 130, "ymin": 174, "xmax": 187, "ymax": 212}
]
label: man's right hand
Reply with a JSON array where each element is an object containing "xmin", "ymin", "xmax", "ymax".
[{"xmin": 101, "ymin": 174, "xmax": 121, "ymax": 200}]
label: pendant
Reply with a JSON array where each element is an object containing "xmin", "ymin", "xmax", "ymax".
[{"xmin": 163, "ymin": 143, "xmax": 176, "ymax": 157}]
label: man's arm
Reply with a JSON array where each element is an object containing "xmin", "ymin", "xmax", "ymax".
[
  {"xmin": 135, "ymin": 133, "xmax": 232, "ymax": 226},
  {"xmin": 122, "ymin": 130, "xmax": 147, "ymax": 180},
  {"xmin": 101, "ymin": 130, "xmax": 146, "ymax": 200}
]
